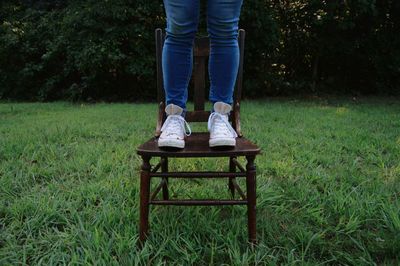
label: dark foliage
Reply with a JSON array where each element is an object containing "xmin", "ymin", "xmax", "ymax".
[{"xmin": 1, "ymin": 0, "xmax": 399, "ymax": 101}]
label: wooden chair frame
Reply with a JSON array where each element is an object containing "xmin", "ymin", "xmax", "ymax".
[{"xmin": 136, "ymin": 28, "xmax": 260, "ymax": 245}]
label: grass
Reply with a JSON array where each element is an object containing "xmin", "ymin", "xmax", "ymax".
[{"xmin": 0, "ymin": 98, "xmax": 399, "ymax": 265}]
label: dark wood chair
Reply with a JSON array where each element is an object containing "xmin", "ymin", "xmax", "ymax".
[{"xmin": 136, "ymin": 28, "xmax": 261, "ymax": 245}]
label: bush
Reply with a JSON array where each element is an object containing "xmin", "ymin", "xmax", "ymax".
[{"xmin": 0, "ymin": 0, "xmax": 399, "ymax": 101}]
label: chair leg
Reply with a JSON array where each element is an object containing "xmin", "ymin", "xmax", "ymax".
[
  {"xmin": 246, "ymin": 155, "xmax": 257, "ymax": 245},
  {"xmin": 161, "ymin": 157, "xmax": 169, "ymax": 200},
  {"xmin": 139, "ymin": 156, "xmax": 151, "ymax": 244},
  {"xmin": 229, "ymin": 157, "xmax": 236, "ymax": 198}
]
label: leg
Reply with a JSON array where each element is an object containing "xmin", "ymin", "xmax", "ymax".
[
  {"xmin": 162, "ymin": 0, "xmax": 200, "ymax": 110},
  {"xmin": 161, "ymin": 157, "xmax": 169, "ymax": 200},
  {"xmin": 229, "ymin": 156, "xmax": 236, "ymax": 198},
  {"xmin": 246, "ymin": 155, "xmax": 257, "ymax": 245},
  {"xmin": 139, "ymin": 156, "xmax": 151, "ymax": 244},
  {"xmin": 207, "ymin": 0, "xmax": 244, "ymax": 105}
]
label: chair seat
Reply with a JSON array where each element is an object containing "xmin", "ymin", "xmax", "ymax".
[{"xmin": 137, "ymin": 132, "xmax": 261, "ymax": 158}]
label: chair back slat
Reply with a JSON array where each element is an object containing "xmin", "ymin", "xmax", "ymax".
[
  {"xmin": 234, "ymin": 29, "xmax": 245, "ymax": 103},
  {"xmin": 185, "ymin": 110, "xmax": 211, "ymax": 123},
  {"xmin": 193, "ymin": 37, "xmax": 209, "ymax": 111},
  {"xmin": 193, "ymin": 57, "xmax": 206, "ymax": 111},
  {"xmin": 155, "ymin": 29, "xmax": 165, "ymax": 103}
]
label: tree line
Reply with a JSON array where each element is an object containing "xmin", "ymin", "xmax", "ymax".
[{"xmin": 1, "ymin": 0, "xmax": 399, "ymax": 101}]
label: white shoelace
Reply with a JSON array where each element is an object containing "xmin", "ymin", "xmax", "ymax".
[
  {"xmin": 207, "ymin": 112, "xmax": 238, "ymax": 137},
  {"xmin": 161, "ymin": 115, "xmax": 192, "ymax": 137}
]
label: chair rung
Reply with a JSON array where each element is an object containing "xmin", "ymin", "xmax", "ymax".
[
  {"xmin": 149, "ymin": 171, "xmax": 246, "ymax": 178},
  {"xmin": 151, "ymin": 158, "xmax": 166, "ymax": 173},
  {"xmin": 231, "ymin": 179, "xmax": 247, "ymax": 200},
  {"xmin": 232, "ymin": 157, "xmax": 246, "ymax": 172},
  {"xmin": 150, "ymin": 178, "xmax": 167, "ymax": 200},
  {"xmin": 150, "ymin": 199, "xmax": 247, "ymax": 206}
]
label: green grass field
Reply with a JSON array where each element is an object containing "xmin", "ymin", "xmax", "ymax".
[{"xmin": 1, "ymin": 98, "xmax": 399, "ymax": 265}]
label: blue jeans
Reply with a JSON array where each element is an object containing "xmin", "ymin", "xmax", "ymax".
[{"xmin": 162, "ymin": 0, "xmax": 244, "ymax": 114}]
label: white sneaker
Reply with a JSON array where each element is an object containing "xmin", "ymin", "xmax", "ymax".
[
  {"xmin": 208, "ymin": 102, "xmax": 238, "ymax": 147},
  {"xmin": 158, "ymin": 104, "xmax": 191, "ymax": 148}
]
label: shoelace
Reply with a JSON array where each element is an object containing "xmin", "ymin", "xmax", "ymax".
[
  {"xmin": 161, "ymin": 115, "xmax": 192, "ymax": 137},
  {"xmin": 207, "ymin": 112, "xmax": 238, "ymax": 137}
]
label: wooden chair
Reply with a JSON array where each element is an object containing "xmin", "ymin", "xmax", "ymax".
[{"xmin": 136, "ymin": 28, "xmax": 261, "ymax": 245}]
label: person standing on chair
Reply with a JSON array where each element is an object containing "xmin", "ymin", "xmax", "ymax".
[{"xmin": 158, "ymin": 0, "xmax": 244, "ymax": 149}]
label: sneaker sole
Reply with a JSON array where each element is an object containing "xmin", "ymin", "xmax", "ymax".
[
  {"xmin": 209, "ymin": 138, "xmax": 236, "ymax": 147},
  {"xmin": 158, "ymin": 138, "xmax": 185, "ymax": 149}
]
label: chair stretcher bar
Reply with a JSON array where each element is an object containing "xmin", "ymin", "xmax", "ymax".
[
  {"xmin": 150, "ymin": 199, "xmax": 248, "ymax": 206},
  {"xmin": 149, "ymin": 171, "xmax": 246, "ymax": 178}
]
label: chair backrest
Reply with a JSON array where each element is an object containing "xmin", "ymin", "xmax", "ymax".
[{"xmin": 155, "ymin": 28, "xmax": 245, "ymax": 137}]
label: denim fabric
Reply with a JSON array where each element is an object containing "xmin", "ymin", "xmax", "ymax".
[{"xmin": 162, "ymin": 0, "xmax": 244, "ymax": 114}]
